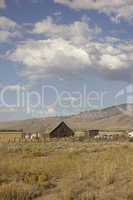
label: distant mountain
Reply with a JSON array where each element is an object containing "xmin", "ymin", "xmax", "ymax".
[{"xmin": 0, "ymin": 104, "xmax": 133, "ymax": 133}]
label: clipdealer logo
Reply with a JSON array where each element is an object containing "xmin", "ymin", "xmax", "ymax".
[
  {"xmin": 0, "ymin": 84, "xmax": 108, "ymax": 115},
  {"xmin": 115, "ymin": 85, "xmax": 133, "ymax": 117}
]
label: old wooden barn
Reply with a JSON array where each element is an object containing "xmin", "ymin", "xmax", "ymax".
[
  {"xmin": 87, "ymin": 129, "xmax": 99, "ymax": 137},
  {"xmin": 49, "ymin": 122, "xmax": 75, "ymax": 138}
]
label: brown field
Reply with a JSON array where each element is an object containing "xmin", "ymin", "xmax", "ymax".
[
  {"xmin": 0, "ymin": 132, "xmax": 21, "ymax": 143},
  {"xmin": 0, "ymin": 135, "xmax": 133, "ymax": 200}
]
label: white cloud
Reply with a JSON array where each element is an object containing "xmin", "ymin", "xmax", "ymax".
[
  {"xmin": 0, "ymin": 30, "xmax": 21, "ymax": 43},
  {"xmin": 2, "ymin": 16, "xmax": 133, "ymax": 82},
  {"xmin": 0, "ymin": 31, "xmax": 12, "ymax": 42},
  {"xmin": 90, "ymin": 41, "xmax": 131, "ymax": 70},
  {"xmin": 33, "ymin": 16, "xmax": 101, "ymax": 45},
  {"xmin": 8, "ymin": 38, "xmax": 91, "ymax": 80},
  {"xmin": 99, "ymin": 54, "xmax": 124, "ymax": 70},
  {"xmin": 0, "ymin": 17, "xmax": 21, "ymax": 43},
  {"xmin": 61, "ymin": 96, "xmax": 78, "ymax": 103},
  {"xmin": 0, "ymin": 0, "xmax": 6, "ymax": 9},
  {"xmin": 3, "ymin": 85, "xmax": 26, "ymax": 91},
  {"xmin": 53, "ymin": 11, "xmax": 62, "ymax": 16},
  {"xmin": 6, "ymin": 36, "xmax": 133, "ymax": 82},
  {"xmin": 54, "ymin": 0, "xmax": 133, "ymax": 22},
  {"xmin": 0, "ymin": 17, "xmax": 17, "ymax": 30},
  {"xmin": 47, "ymin": 106, "xmax": 56, "ymax": 115}
]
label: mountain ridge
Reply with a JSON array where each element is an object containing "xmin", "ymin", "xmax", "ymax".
[{"xmin": 0, "ymin": 104, "xmax": 133, "ymax": 132}]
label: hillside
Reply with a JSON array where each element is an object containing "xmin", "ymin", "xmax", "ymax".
[{"xmin": 0, "ymin": 104, "xmax": 133, "ymax": 133}]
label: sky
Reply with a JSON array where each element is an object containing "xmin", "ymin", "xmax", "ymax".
[{"xmin": 0, "ymin": 0, "xmax": 133, "ymax": 121}]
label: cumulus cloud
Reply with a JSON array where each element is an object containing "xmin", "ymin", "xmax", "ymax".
[
  {"xmin": 0, "ymin": 0, "xmax": 6, "ymax": 9},
  {"xmin": 0, "ymin": 17, "xmax": 22, "ymax": 43},
  {"xmin": 0, "ymin": 17, "xmax": 17, "ymax": 30},
  {"xmin": 5, "ymin": 85, "xmax": 26, "ymax": 91},
  {"xmin": 8, "ymin": 38, "xmax": 91, "ymax": 80},
  {"xmin": 3, "ymin": 16, "xmax": 133, "ymax": 82},
  {"xmin": 54, "ymin": 0, "xmax": 133, "ymax": 22},
  {"xmin": 0, "ymin": 31, "xmax": 13, "ymax": 43},
  {"xmin": 6, "ymin": 36, "xmax": 133, "ymax": 82},
  {"xmin": 33, "ymin": 16, "xmax": 101, "ymax": 45},
  {"xmin": 0, "ymin": 30, "xmax": 21, "ymax": 43}
]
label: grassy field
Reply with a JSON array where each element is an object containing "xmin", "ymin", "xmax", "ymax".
[
  {"xmin": 0, "ymin": 137, "xmax": 133, "ymax": 200},
  {"xmin": 0, "ymin": 132, "xmax": 21, "ymax": 143}
]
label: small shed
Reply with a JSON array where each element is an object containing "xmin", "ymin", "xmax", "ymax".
[
  {"xmin": 87, "ymin": 130, "xmax": 99, "ymax": 137},
  {"xmin": 49, "ymin": 122, "xmax": 75, "ymax": 138}
]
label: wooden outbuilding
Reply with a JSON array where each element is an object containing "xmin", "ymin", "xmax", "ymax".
[
  {"xmin": 87, "ymin": 129, "xmax": 99, "ymax": 137},
  {"xmin": 49, "ymin": 121, "xmax": 75, "ymax": 138}
]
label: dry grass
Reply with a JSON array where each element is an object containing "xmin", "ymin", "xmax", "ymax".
[
  {"xmin": 0, "ymin": 133, "xmax": 21, "ymax": 143},
  {"xmin": 0, "ymin": 137, "xmax": 133, "ymax": 199},
  {"xmin": 0, "ymin": 182, "xmax": 41, "ymax": 200}
]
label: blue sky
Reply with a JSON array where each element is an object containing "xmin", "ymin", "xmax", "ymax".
[{"xmin": 0, "ymin": 0, "xmax": 133, "ymax": 121}]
